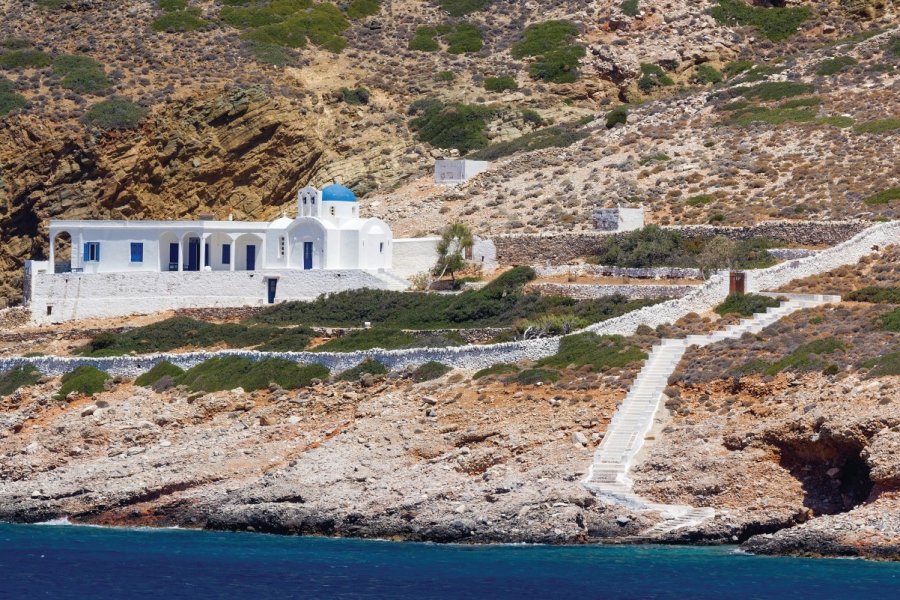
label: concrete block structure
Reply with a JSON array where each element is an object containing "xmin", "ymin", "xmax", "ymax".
[
  {"xmin": 434, "ymin": 160, "xmax": 489, "ymax": 184},
  {"xmin": 593, "ymin": 206, "xmax": 645, "ymax": 232}
]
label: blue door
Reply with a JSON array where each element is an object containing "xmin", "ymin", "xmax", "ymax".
[
  {"xmin": 187, "ymin": 238, "xmax": 200, "ymax": 271},
  {"xmin": 267, "ymin": 278, "xmax": 277, "ymax": 304},
  {"xmin": 168, "ymin": 243, "xmax": 179, "ymax": 271},
  {"xmin": 246, "ymin": 245, "xmax": 256, "ymax": 271},
  {"xmin": 303, "ymin": 242, "xmax": 313, "ymax": 270}
]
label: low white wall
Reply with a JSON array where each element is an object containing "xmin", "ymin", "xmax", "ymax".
[
  {"xmin": 28, "ymin": 269, "xmax": 404, "ymax": 324},
  {"xmin": 392, "ymin": 237, "xmax": 440, "ymax": 279},
  {"xmin": 472, "ymin": 237, "xmax": 498, "ymax": 273}
]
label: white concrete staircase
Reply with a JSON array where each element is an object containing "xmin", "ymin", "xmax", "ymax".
[
  {"xmin": 371, "ymin": 269, "xmax": 411, "ymax": 291},
  {"xmin": 584, "ymin": 293, "xmax": 841, "ymax": 537}
]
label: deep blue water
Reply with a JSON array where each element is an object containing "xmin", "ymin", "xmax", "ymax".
[{"xmin": 1, "ymin": 523, "xmax": 899, "ymax": 599}]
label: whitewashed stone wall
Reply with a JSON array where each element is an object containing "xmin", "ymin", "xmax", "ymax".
[
  {"xmin": 471, "ymin": 237, "xmax": 498, "ymax": 273},
  {"xmin": 747, "ymin": 221, "xmax": 899, "ymax": 293},
  {"xmin": 392, "ymin": 237, "xmax": 440, "ymax": 278},
  {"xmin": 28, "ymin": 269, "xmax": 405, "ymax": 324}
]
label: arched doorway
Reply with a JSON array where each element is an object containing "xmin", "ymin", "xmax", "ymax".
[
  {"xmin": 50, "ymin": 231, "xmax": 73, "ymax": 273},
  {"xmin": 234, "ymin": 233, "xmax": 263, "ymax": 271}
]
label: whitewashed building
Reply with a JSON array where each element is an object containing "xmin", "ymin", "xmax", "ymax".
[
  {"xmin": 434, "ymin": 159, "xmax": 489, "ymax": 184},
  {"xmin": 25, "ymin": 184, "xmax": 421, "ymax": 323}
]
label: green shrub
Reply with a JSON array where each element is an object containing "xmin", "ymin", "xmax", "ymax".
[
  {"xmin": 340, "ymin": 87, "xmax": 370, "ymax": 105},
  {"xmin": 435, "ymin": 70, "xmax": 455, "ymax": 81},
  {"xmin": 846, "ymin": 287, "xmax": 900, "ymax": 304},
  {"xmin": 55, "ymin": 366, "xmax": 110, "ymax": 400},
  {"xmin": 605, "ymin": 105, "xmax": 627, "ymax": 128},
  {"xmin": 865, "ymin": 350, "xmax": 900, "ymax": 377},
  {"xmin": 469, "ymin": 119, "xmax": 588, "ymax": 160},
  {"xmin": 483, "ymin": 75, "xmax": 517, "ymax": 92},
  {"xmin": 511, "ymin": 20, "xmax": 585, "ymax": 83},
  {"xmin": 439, "ymin": 0, "xmax": 490, "ymax": 16},
  {"xmin": 620, "ymin": 0, "xmax": 639, "ymax": 17},
  {"xmin": 685, "ymin": 194, "xmax": 714, "ymax": 206},
  {"xmin": 520, "ymin": 108, "xmax": 543, "ymax": 125},
  {"xmin": 638, "ymin": 63, "xmax": 673, "ymax": 92},
  {"xmin": 34, "ymin": 0, "xmax": 67, "ymax": 8},
  {"xmin": 779, "ymin": 97, "xmax": 821, "ymax": 109},
  {"xmin": 473, "ymin": 363, "xmax": 519, "ymax": 379},
  {"xmin": 0, "ymin": 365, "xmax": 41, "ymax": 397},
  {"xmin": 879, "ymin": 308, "xmax": 900, "ymax": 332},
  {"xmin": 409, "ymin": 26, "xmax": 440, "ymax": 51},
  {"xmin": 710, "ymin": 0, "xmax": 811, "ymax": 42},
  {"xmin": 134, "ymin": 361, "xmax": 185, "ymax": 388},
  {"xmin": 0, "ymin": 49, "xmax": 52, "ymax": 69},
  {"xmin": 727, "ymin": 106, "xmax": 817, "ymax": 127},
  {"xmin": 639, "ymin": 152, "xmax": 670, "ymax": 166},
  {"xmin": 695, "ymin": 64, "xmax": 723, "ymax": 85},
  {"xmin": 854, "ymin": 118, "xmax": 900, "ymax": 134},
  {"xmin": 159, "ymin": 0, "xmax": 188, "ymax": 10},
  {"xmin": 732, "ymin": 64, "xmax": 785, "ymax": 83},
  {"xmin": 52, "ymin": 55, "xmax": 110, "ymax": 94},
  {"xmin": 408, "ymin": 98, "xmax": 492, "ymax": 154},
  {"xmin": 738, "ymin": 81, "xmax": 815, "ymax": 102},
  {"xmin": 0, "ymin": 78, "xmax": 26, "ymax": 116},
  {"xmin": 714, "ymin": 293, "xmax": 780, "ymax": 317},
  {"xmin": 446, "ymin": 23, "xmax": 483, "ymax": 54},
  {"xmin": 74, "ymin": 316, "xmax": 314, "ymax": 355},
  {"xmin": 336, "ymin": 358, "xmax": 387, "ymax": 381},
  {"xmin": 228, "ymin": 3, "xmax": 350, "ymax": 53},
  {"xmin": 177, "ymin": 356, "xmax": 328, "ymax": 392},
  {"xmin": 510, "ymin": 367, "xmax": 559, "ymax": 385},
  {"xmin": 537, "ymin": 333, "xmax": 645, "ymax": 371},
  {"xmin": 151, "ymin": 9, "xmax": 209, "ymax": 32},
  {"xmin": 345, "ymin": 0, "xmax": 380, "ymax": 19},
  {"xmin": 888, "ymin": 36, "xmax": 900, "ymax": 58},
  {"xmin": 0, "ymin": 38, "xmax": 33, "ymax": 50},
  {"xmin": 410, "ymin": 361, "xmax": 452, "ymax": 382},
  {"xmin": 85, "ymin": 98, "xmax": 147, "ymax": 129},
  {"xmin": 816, "ymin": 116, "xmax": 854, "ymax": 128},
  {"xmin": 743, "ymin": 337, "xmax": 845, "ymax": 376},
  {"xmin": 863, "ymin": 187, "xmax": 900, "ymax": 206},
  {"xmin": 724, "ymin": 60, "xmax": 754, "ymax": 77},
  {"xmin": 814, "ymin": 55, "xmax": 858, "ymax": 76},
  {"xmin": 593, "ymin": 225, "xmax": 690, "ymax": 268},
  {"xmin": 248, "ymin": 41, "xmax": 296, "ymax": 66}
]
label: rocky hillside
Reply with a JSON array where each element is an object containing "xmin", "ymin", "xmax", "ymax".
[{"xmin": 0, "ymin": 0, "xmax": 896, "ymax": 304}]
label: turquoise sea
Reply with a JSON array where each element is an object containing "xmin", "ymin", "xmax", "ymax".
[{"xmin": 1, "ymin": 523, "xmax": 898, "ymax": 599}]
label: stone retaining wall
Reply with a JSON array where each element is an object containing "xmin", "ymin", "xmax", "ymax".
[
  {"xmin": 533, "ymin": 264, "xmax": 703, "ymax": 280},
  {"xmin": 528, "ymin": 282, "xmax": 697, "ymax": 300},
  {"xmin": 494, "ymin": 221, "xmax": 869, "ymax": 265}
]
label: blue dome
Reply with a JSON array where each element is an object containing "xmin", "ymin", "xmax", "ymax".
[{"xmin": 321, "ymin": 183, "xmax": 357, "ymax": 202}]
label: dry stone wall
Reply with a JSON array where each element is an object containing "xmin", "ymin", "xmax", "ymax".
[
  {"xmin": 528, "ymin": 282, "xmax": 697, "ymax": 300},
  {"xmin": 494, "ymin": 221, "xmax": 870, "ymax": 265}
]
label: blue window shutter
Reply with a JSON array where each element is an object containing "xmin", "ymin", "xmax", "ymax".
[
  {"xmin": 130, "ymin": 242, "xmax": 143, "ymax": 262},
  {"xmin": 95, "ymin": 243, "xmax": 100, "ymax": 262},
  {"xmin": 222, "ymin": 244, "xmax": 231, "ymax": 264},
  {"xmin": 83, "ymin": 243, "xmax": 89, "ymax": 262}
]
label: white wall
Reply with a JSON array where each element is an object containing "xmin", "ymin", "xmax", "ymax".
[
  {"xmin": 471, "ymin": 237, "xmax": 498, "ymax": 273},
  {"xmin": 434, "ymin": 160, "xmax": 489, "ymax": 184},
  {"xmin": 392, "ymin": 237, "xmax": 440, "ymax": 278},
  {"xmin": 28, "ymin": 269, "xmax": 408, "ymax": 324}
]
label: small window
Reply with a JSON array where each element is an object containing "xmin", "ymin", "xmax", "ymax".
[
  {"xmin": 379, "ymin": 242, "xmax": 384, "ymax": 253},
  {"xmin": 279, "ymin": 236, "xmax": 285, "ymax": 257},
  {"xmin": 130, "ymin": 242, "xmax": 143, "ymax": 263},
  {"xmin": 83, "ymin": 242, "xmax": 100, "ymax": 262},
  {"xmin": 222, "ymin": 244, "xmax": 231, "ymax": 265},
  {"xmin": 303, "ymin": 197, "xmax": 307, "ymax": 204},
  {"xmin": 330, "ymin": 206, "xmax": 335, "ymax": 216}
]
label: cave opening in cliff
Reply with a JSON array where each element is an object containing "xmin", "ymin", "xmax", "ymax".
[{"xmin": 776, "ymin": 437, "xmax": 873, "ymax": 516}]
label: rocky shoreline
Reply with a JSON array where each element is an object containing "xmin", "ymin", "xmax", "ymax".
[{"xmin": 1, "ymin": 367, "xmax": 898, "ymax": 559}]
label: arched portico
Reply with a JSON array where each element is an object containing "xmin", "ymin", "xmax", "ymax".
[
  {"xmin": 234, "ymin": 233, "xmax": 264, "ymax": 271},
  {"xmin": 288, "ymin": 218, "xmax": 327, "ymax": 270},
  {"xmin": 159, "ymin": 231, "xmax": 180, "ymax": 271},
  {"xmin": 49, "ymin": 230, "xmax": 74, "ymax": 274}
]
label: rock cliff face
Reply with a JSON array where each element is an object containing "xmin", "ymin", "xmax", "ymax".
[{"xmin": 0, "ymin": 87, "xmax": 326, "ymax": 303}]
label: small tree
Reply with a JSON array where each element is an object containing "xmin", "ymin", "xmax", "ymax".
[
  {"xmin": 433, "ymin": 223, "xmax": 474, "ymax": 282},
  {"xmin": 696, "ymin": 235, "xmax": 737, "ymax": 278}
]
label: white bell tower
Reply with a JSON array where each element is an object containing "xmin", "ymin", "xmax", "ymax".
[{"xmin": 297, "ymin": 186, "xmax": 322, "ymax": 218}]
